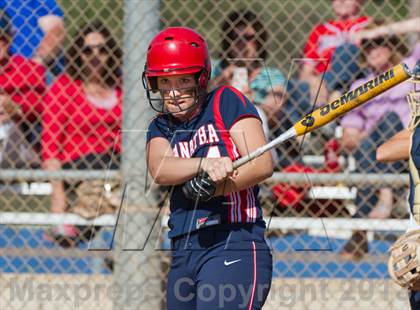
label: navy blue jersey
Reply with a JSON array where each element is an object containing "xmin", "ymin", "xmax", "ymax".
[
  {"xmin": 147, "ymin": 86, "xmax": 266, "ymax": 238},
  {"xmin": 409, "ymin": 127, "xmax": 420, "ymax": 216}
]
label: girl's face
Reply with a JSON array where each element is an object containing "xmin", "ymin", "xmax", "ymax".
[
  {"xmin": 332, "ymin": 0, "xmax": 361, "ymax": 19},
  {"xmin": 81, "ymin": 31, "xmax": 108, "ymax": 79},
  {"xmin": 365, "ymin": 45, "xmax": 392, "ymax": 72},
  {"xmin": 156, "ymin": 74, "xmax": 198, "ymax": 119},
  {"xmin": 231, "ymin": 25, "xmax": 257, "ymax": 59}
]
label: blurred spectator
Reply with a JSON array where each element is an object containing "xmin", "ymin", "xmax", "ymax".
[
  {"xmin": 0, "ymin": 95, "xmax": 40, "ymax": 169},
  {"xmin": 271, "ymin": 138, "xmax": 342, "ymax": 216},
  {"xmin": 0, "ymin": 10, "xmax": 46, "ymax": 151},
  {"xmin": 300, "ymin": 0, "xmax": 370, "ymax": 96},
  {"xmin": 352, "ymin": 17, "xmax": 420, "ymax": 43},
  {"xmin": 212, "ymin": 10, "xmax": 301, "ymax": 166},
  {"xmin": 42, "ymin": 21, "xmax": 122, "ymax": 246},
  {"xmin": 340, "ymin": 26, "xmax": 420, "ymax": 260},
  {"xmin": 0, "ymin": 0, "xmax": 66, "ymax": 83}
]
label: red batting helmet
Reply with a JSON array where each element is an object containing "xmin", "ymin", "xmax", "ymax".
[{"xmin": 142, "ymin": 27, "xmax": 211, "ymax": 113}]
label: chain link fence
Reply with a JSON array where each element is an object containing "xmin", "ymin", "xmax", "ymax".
[{"xmin": 1, "ymin": 0, "xmax": 419, "ymax": 309}]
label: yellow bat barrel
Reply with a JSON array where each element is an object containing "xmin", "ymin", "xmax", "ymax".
[{"xmin": 293, "ymin": 63, "xmax": 411, "ymax": 136}]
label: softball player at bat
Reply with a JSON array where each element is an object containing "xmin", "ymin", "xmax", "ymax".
[
  {"xmin": 143, "ymin": 27, "xmax": 273, "ymax": 310},
  {"xmin": 377, "ymin": 61, "xmax": 420, "ymax": 309}
]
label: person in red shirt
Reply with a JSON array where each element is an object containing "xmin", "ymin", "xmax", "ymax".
[
  {"xmin": 42, "ymin": 21, "xmax": 122, "ymax": 246},
  {"xmin": 0, "ymin": 10, "xmax": 46, "ymax": 150},
  {"xmin": 0, "ymin": 93, "xmax": 40, "ymax": 169},
  {"xmin": 302, "ymin": 0, "xmax": 369, "ymax": 75},
  {"xmin": 300, "ymin": 0, "xmax": 370, "ymax": 97}
]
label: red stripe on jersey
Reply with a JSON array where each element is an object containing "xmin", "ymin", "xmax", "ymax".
[
  {"xmin": 248, "ymin": 241, "xmax": 257, "ymax": 310},
  {"xmin": 250, "ymin": 188, "xmax": 256, "ymax": 221},
  {"xmin": 245, "ymin": 187, "xmax": 257, "ymax": 222},
  {"xmin": 239, "ymin": 189, "xmax": 248, "ymax": 223},
  {"xmin": 230, "ymin": 192, "xmax": 237, "ymax": 222},
  {"xmin": 236, "ymin": 194, "xmax": 240, "ymax": 223},
  {"xmin": 230, "ymin": 137, "xmax": 240, "ymax": 159},
  {"xmin": 213, "ymin": 86, "xmax": 235, "ymax": 160},
  {"xmin": 247, "ymin": 188, "xmax": 252, "ymax": 222},
  {"xmin": 251, "ymin": 188, "xmax": 256, "ymax": 221},
  {"xmin": 226, "ymin": 193, "xmax": 232, "ymax": 223}
]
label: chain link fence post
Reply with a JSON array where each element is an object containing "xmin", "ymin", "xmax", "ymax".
[{"xmin": 114, "ymin": 1, "xmax": 161, "ymax": 309}]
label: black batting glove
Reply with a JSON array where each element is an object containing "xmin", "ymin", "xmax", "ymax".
[{"xmin": 182, "ymin": 172, "xmax": 216, "ymax": 202}]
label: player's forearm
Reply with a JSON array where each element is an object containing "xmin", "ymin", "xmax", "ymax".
[
  {"xmin": 149, "ymin": 156, "xmax": 205, "ymax": 186},
  {"xmin": 352, "ymin": 18, "xmax": 420, "ymax": 41},
  {"xmin": 216, "ymin": 154, "xmax": 273, "ymax": 195},
  {"xmin": 376, "ymin": 130, "xmax": 410, "ymax": 162},
  {"xmin": 376, "ymin": 141, "xmax": 409, "ymax": 162}
]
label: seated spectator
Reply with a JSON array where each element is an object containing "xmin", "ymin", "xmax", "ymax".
[
  {"xmin": 211, "ymin": 10, "xmax": 294, "ymax": 165},
  {"xmin": 300, "ymin": 0, "xmax": 370, "ymax": 97},
  {"xmin": 0, "ymin": 95, "xmax": 40, "ymax": 169},
  {"xmin": 272, "ymin": 138, "xmax": 341, "ymax": 214},
  {"xmin": 0, "ymin": 0, "xmax": 66, "ymax": 83},
  {"xmin": 42, "ymin": 21, "xmax": 122, "ymax": 246},
  {"xmin": 340, "ymin": 28, "xmax": 420, "ymax": 260},
  {"xmin": 0, "ymin": 10, "xmax": 46, "ymax": 150}
]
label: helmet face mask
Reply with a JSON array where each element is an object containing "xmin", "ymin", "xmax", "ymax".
[
  {"xmin": 142, "ymin": 27, "xmax": 211, "ymax": 115},
  {"xmin": 142, "ymin": 74, "xmax": 207, "ymax": 114}
]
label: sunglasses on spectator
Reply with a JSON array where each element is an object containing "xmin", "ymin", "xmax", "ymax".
[
  {"xmin": 362, "ymin": 37, "xmax": 391, "ymax": 50},
  {"xmin": 82, "ymin": 44, "xmax": 107, "ymax": 56},
  {"xmin": 243, "ymin": 33, "xmax": 255, "ymax": 41},
  {"xmin": 232, "ymin": 31, "xmax": 256, "ymax": 42}
]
